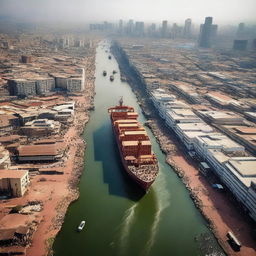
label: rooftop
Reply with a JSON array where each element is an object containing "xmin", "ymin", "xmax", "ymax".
[
  {"xmin": 0, "ymin": 169, "xmax": 28, "ymax": 179},
  {"xmin": 18, "ymin": 144, "xmax": 57, "ymax": 156}
]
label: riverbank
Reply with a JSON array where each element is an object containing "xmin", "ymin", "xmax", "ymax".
[
  {"xmin": 146, "ymin": 118, "xmax": 256, "ymax": 256},
  {"xmin": 112, "ymin": 45, "xmax": 256, "ymax": 256},
  {"xmin": 27, "ymin": 54, "xmax": 96, "ymax": 256},
  {"xmin": 1, "ymin": 47, "xmax": 96, "ymax": 256}
]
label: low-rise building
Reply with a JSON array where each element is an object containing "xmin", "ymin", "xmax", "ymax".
[
  {"xmin": 0, "ymin": 169, "xmax": 29, "ymax": 197},
  {"xmin": 245, "ymin": 112, "xmax": 256, "ymax": 123},
  {"xmin": 165, "ymin": 108, "xmax": 202, "ymax": 130},
  {"xmin": 223, "ymin": 157, "xmax": 256, "ymax": 221},
  {"xmin": 176, "ymin": 122, "xmax": 213, "ymax": 150},
  {"xmin": 218, "ymin": 125, "xmax": 256, "ymax": 155},
  {"xmin": 0, "ymin": 145, "xmax": 11, "ymax": 169},
  {"xmin": 197, "ymin": 110, "xmax": 245, "ymax": 125},
  {"xmin": 21, "ymin": 119, "xmax": 61, "ymax": 136},
  {"xmin": 17, "ymin": 144, "xmax": 62, "ymax": 162},
  {"xmin": 194, "ymin": 133, "xmax": 244, "ymax": 160}
]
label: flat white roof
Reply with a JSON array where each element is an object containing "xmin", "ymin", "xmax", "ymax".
[
  {"xmin": 177, "ymin": 122, "xmax": 213, "ymax": 133},
  {"xmin": 225, "ymin": 157, "xmax": 256, "ymax": 187},
  {"xmin": 196, "ymin": 133, "xmax": 244, "ymax": 151}
]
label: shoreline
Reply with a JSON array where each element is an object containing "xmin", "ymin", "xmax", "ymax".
[{"xmin": 112, "ymin": 47, "xmax": 256, "ymax": 255}]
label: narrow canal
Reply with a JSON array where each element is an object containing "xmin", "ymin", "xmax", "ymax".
[{"xmin": 53, "ymin": 41, "xmax": 224, "ymax": 256}]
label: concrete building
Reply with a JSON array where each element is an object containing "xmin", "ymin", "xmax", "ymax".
[
  {"xmin": 205, "ymin": 151, "xmax": 256, "ymax": 221},
  {"xmin": 18, "ymin": 144, "xmax": 62, "ymax": 162},
  {"xmin": 165, "ymin": 109, "xmax": 203, "ymax": 130},
  {"xmin": 197, "ymin": 110, "xmax": 245, "ymax": 125},
  {"xmin": 0, "ymin": 145, "xmax": 11, "ymax": 169},
  {"xmin": 236, "ymin": 23, "xmax": 246, "ymax": 38},
  {"xmin": 21, "ymin": 119, "xmax": 61, "ymax": 136},
  {"xmin": 245, "ymin": 112, "xmax": 256, "ymax": 123},
  {"xmin": 0, "ymin": 169, "xmax": 29, "ymax": 197},
  {"xmin": 118, "ymin": 19, "xmax": 123, "ymax": 34},
  {"xmin": 223, "ymin": 157, "xmax": 256, "ymax": 221},
  {"xmin": 8, "ymin": 79, "xmax": 37, "ymax": 97},
  {"xmin": 218, "ymin": 125, "xmax": 256, "ymax": 155},
  {"xmin": 233, "ymin": 40, "xmax": 248, "ymax": 51},
  {"xmin": 35, "ymin": 78, "xmax": 55, "ymax": 95},
  {"xmin": 21, "ymin": 56, "xmax": 32, "ymax": 64},
  {"xmin": 134, "ymin": 22, "xmax": 144, "ymax": 37},
  {"xmin": 184, "ymin": 18, "xmax": 192, "ymax": 37},
  {"xmin": 162, "ymin": 20, "xmax": 168, "ymax": 38},
  {"xmin": 127, "ymin": 19, "xmax": 134, "ymax": 35},
  {"xmin": 175, "ymin": 122, "xmax": 213, "ymax": 150},
  {"xmin": 199, "ymin": 17, "xmax": 217, "ymax": 48},
  {"xmin": 194, "ymin": 133, "xmax": 244, "ymax": 160}
]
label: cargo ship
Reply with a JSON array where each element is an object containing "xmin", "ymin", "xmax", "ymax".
[{"xmin": 108, "ymin": 98, "xmax": 159, "ymax": 191}]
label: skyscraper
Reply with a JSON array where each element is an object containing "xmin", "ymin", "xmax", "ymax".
[
  {"xmin": 184, "ymin": 18, "xmax": 192, "ymax": 38},
  {"xmin": 135, "ymin": 22, "xmax": 144, "ymax": 37},
  {"xmin": 237, "ymin": 23, "xmax": 245, "ymax": 38},
  {"xmin": 162, "ymin": 20, "xmax": 168, "ymax": 38},
  {"xmin": 148, "ymin": 23, "xmax": 156, "ymax": 37},
  {"xmin": 199, "ymin": 17, "xmax": 217, "ymax": 48},
  {"xmin": 118, "ymin": 19, "xmax": 123, "ymax": 34},
  {"xmin": 127, "ymin": 19, "xmax": 134, "ymax": 35},
  {"xmin": 236, "ymin": 23, "xmax": 246, "ymax": 39}
]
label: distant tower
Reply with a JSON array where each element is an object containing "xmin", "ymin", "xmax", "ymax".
[
  {"xmin": 162, "ymin": 20, "xmax": 168, "ymax": 38},
  {"xmin": 184, "ymin": 18, "xmax": 192, "ymax": 38},
  {"xmin": 135, "ymin": 22, "xmax": 144, "ymax": 37},
  {"xmin": 148, "ymin": 23, "xmax": 156, "ymax": 37},
  {"xmin": 237, "ymin": 23, "xmax": 245, "ymax": 38},
  {"xmin": 127, "ymin": 19, "xmax": 134, "ymax": 35},
  {"xmin": 119, "ymin": 19, "xmax": 123, "ymax": 34},
  {"xmin": 199, "ymin": 17, "xmax": 217, "ymax": 48},
  {"xmin": 172, "ymin": 23, "xmax": 180, "ymax": 39}
]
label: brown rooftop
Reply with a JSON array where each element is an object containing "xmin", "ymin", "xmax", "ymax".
[
  {"xmin": 18, "ymin": 144, "xmax": 57, "ymax": 156},
  {"xmin": 235, "ymin": 127, "xmax": 256, "ymax": 134},
  {"xmin": 0, "ymin": 169, "xmax": 28, "ymax": 179},
  {"xmin": 0, "ymin": 135, "xmax": 20, "ymax": 143}
]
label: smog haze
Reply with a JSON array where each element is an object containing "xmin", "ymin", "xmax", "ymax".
[{"xmin": 0, "ymin": 0, "xmax": 255, "ymax": 24}]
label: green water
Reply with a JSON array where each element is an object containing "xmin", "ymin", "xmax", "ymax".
[{"xmin": 53, "ymin": 41, "xmax": 224, "ymax": 256}]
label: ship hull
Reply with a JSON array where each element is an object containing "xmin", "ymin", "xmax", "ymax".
[{"xmin": 111, "ymin": 123, "xmax": 155, "ymax": 192}]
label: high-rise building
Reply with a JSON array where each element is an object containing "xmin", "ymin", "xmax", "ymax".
[
  {"xmin": 184, "ymin": 18, "xmax": 192, "ymax": 37},
  {"xmin": 119, "ymin": 19, "xmax": 123, "ymax": 34},
  {"xmin": 162, "ymin": 20, "xmax": 168, "ymax": 37},
  {"xmin": 233, "ymin": 40, "xmax": 248, "ymax": 50},
  {"xmin": 171, "ymin": 23, "xmax": 181, "ymax": 39},
  {"xmin": 148, "ymin": 23, "xmax": 156, "ymax": 37},
  {"xmin": 237, "ymin": 23, "xmax": 245, "ymax": 38},
  {"xmin": 127, "ymin": 19, "xmax": 134, "ymax": 35},
  {"xmin": 135, "ymin": 22, "xmax": 144, "ymax": 37},
  {"xmin": 199, "ymin": 17, "xmax": 217, "ymax": 48}
]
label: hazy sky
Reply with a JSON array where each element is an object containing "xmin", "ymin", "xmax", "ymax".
[{"xmin": 0, "ymin": 0, "xmax": 255, "ymax": 25}]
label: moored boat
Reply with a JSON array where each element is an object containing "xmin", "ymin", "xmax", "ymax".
[{"xmin": 108, "ymin": 98, "xmax": 159, "ymax": 191}]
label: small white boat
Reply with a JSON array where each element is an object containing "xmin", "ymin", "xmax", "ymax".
[{"xmin": 77, "ymin": 220, "xmax": 85, "ymax": 231}]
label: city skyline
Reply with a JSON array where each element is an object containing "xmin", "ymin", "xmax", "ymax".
[{"xmin": 0, "ymin": 0, "xmax": 256, "ymax": 25}]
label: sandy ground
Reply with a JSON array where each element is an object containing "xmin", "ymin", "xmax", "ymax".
[
  {"xmin": 0, "ymin": 50, "xmax": 96, "ymax": 256},
  {"xmin": 148, "ymin": 119, "xmax": 256, "ymax": 256}
]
